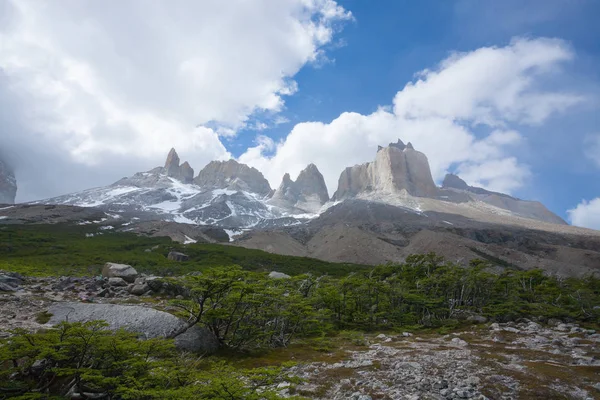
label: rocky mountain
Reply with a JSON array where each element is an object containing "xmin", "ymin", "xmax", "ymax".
[
  {"xmin": 23, "ymin": 140, "xmax": 600, "ymax": 276},
  {"xmin": 441, "ymin": 173, "xmax": 567, "ymax": 225},
  {"xmin": 0, "ymin": 158, "xmax": 17, "ymax": 204},
  {"xmin": 333, "ymin": 139, "xmax": 438, "ymax": 200},
  {"xmin": 36, "ymin": 149, "xmax": 309, "ymax": 231},
  {"xmin": 269, "ymin": 164, "xmax": 329, "ymax": 213},
  {"xmin": 194, "ymin": 159, "xmax": 272, "ymax": 197}
]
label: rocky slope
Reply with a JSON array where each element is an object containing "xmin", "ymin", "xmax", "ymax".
[
  {"xmin": 235, "ymin": 200, "xmax": 600, "ymax": 277},
  {"xmin": 442, "ymin": 173, "xmax": 566, "ymax": 225},
  {"xmin": 270, "ymin": 164, "xmax": 329, "ymax": 213},
  {"xmin": 0, "ymin": 158, "xmax": 17, "ymax": 204}
]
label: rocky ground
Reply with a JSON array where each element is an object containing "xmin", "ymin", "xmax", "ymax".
[
  {"xmin": 1, "ymin": 271, "xmax": 599, "ymax": 400},
  {"xmin": 279, "ymin": 323, "xmax": 600, "ymax": 400}
]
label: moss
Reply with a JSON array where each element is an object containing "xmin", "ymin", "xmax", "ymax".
[{"xmin": 34, "ymin": 311, "xmax": 52, "ymax": 324}]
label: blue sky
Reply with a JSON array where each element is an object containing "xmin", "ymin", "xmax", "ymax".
[
  {"xmin": 234, "ymin": 0, "xmax": 600, "ymax": 223},
  {"xmin": 1, "ymin": 0, "xmax": 599, "ymax": 227}
]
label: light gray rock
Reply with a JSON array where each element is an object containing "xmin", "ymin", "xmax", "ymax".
[
  {"xmin": 47, "ymin": 302, "xmax": 219, "ymax": 353},
  {"xmin": 129, "ymin": 283, "xmax": 150, "ymax": 295},
  {"xmin": 268, "ymin": 271, "xmax": 291, "ymax": 279},
  {"xmin": 102, "ymin": 263, "xmax": 138, "ymax": 283},
  {"xmin": 108, "ymin": 277, "xmax": 128, "ymax": 287}
]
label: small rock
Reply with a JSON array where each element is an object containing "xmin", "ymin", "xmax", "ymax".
[
  {"xmin": 108, "ymin": 277, "xmax": 128, "ymax": 287},
  {"xmin": 451, "ymin": 337, "xmax": 468, "ymax": 347},
  {"xmin": 268, "ymin": 271, "xmax": 291, "ymax": 279},
  {"xmin": 129, "ymin": 283, "xmax": 150, "ymax": 296},
  {"xmin": 168, "ymin": 251, "xmax": 189, "ymax": 262}
]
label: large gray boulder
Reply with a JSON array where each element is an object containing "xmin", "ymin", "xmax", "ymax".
[
  {"xmin": 102, "ymin": 263, "xmax": 138, "ymax": 283},
  {"xmin": 47, "ymin": 302, "xmax": 219, "ymax": 353}
]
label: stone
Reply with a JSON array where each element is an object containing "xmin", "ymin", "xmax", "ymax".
[
  {"xmin": 102, "ymin": 263, "xmax": 138, "ymax": 283},
  {"xmin": 467, "ymin": 315, "xmax": 487, "ymax": 324},
  {"xmin": 451, "ymin": 338, "xmax": 468, "ymax": 347},
  {"xmin": 168, "ymin": 251, "xmax": 189, "ymax": 262},
  {"xmin": 268, "ymin": 271, "xmax": 291, "ymax": 279},
  {"xmin": 0, "ymin": 282, "xmax": 17, "ymax": 292},
  {"xmin": 108, "ymin": 277, "xmax": 127, "ymax": 287},
  {"xmin": 129, "ymin": 283, "xmax": 150, "ymax": 296},
  {"xmin": 47, "ymin": 302, "xmax": 219, "ymax": 353}
]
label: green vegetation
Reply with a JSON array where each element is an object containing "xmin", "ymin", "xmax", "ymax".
[
  {"xmin": 1, "ymin": 224, "xmax": 599, "ymax": 398},
  {"xmin": 0, "ymin": 322, "xmax": 301, "ymax": 399},
  {"xmin": 0, "ymin": 224, "xmax": 366, "ymax": 277},
  {"xmin": 166, "ymin": 254, "xmax": 599, "ymax": 345}
]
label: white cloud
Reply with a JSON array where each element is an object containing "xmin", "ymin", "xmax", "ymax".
[
  {"xmin": 568, "ymin": 198, "xmax": 600, "ymax": 230},
  {"xmin": 240, "ymin": 37, "xmax": 583, "ymax": 196},
  {"xmin": 0, "ymin": 0, "xmax": 351, "ymax": 199}
]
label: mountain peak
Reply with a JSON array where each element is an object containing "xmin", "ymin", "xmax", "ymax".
[
  {"xmin": 333, "ymin": 139, "xmax": 437, "ymax": 199},
  {"xmin": 163, "ymin": 148, "xmax": 193, "ymax": 183},
  {"xmin": 270, "ymin": 164, "xmax": 329, "ymax": 213},
  {"xmin": 194, "ymin": 159, "xmax": 272, "ymax": 196},
  {"xmin": 442, "ymin": 173, "xmax": 469, "ymax": 190}
]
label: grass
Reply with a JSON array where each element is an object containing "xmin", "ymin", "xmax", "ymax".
[{"xmin": 0, "ymin": 224, "xmax": 368, "ymax": 277}]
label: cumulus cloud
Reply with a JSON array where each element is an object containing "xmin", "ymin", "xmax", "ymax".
[
  {"xmin": 568, "ymin": 198, "xmax": 600, "ymax": 230},
  {"xmin": 0, "ymin": 0, "xmax": 351, "ymax": 200},
  {"xmin": 240, "ymin": 37, "xmax": 583, "ymax": 196}
]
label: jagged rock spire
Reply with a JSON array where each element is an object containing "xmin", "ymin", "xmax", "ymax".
[
  {"xmin": 270, "ymin": 163, "xmax": 329, "ymax": 213},
  {"xmin": 163, "ymin": 148, "xmax": 194, "ymax": 183}
]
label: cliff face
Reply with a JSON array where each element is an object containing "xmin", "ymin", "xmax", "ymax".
[
  {"xmin": 0, "ymin": 158, "xmax": 17, "ymax": 204},
  {"xmin": 333, "ymin": 139, "xmax": 437, "ymax": 200},
  {"xmin": 271, "ymin": 164, "xmax": 329, "ymax": 213},
  {"xmin": 194, "ymin": 159, "xmax": 272, "ymax": 196}
]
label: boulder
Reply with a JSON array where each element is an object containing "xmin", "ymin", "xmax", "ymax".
[
  {"xmin": 129, "ymin": 283, "xmax": 150, "ymax": 295},
  {"xmin": 168, "ymin": 251, "xmax": 189, "ymax": 262},
  {"xmin": 47, "ymin": 302, "xmax": 219, "ymax": 353},
  {"xmin": 268, "ymin": 271, "xmax": 291, "ymax": 279},
  {"xmin": 108, "ymin": 277, "xmax": 128, "ymax": 287},
  {"xmin": 102, "ymin": 263, "xmax": 138, "ymax": 283}
]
